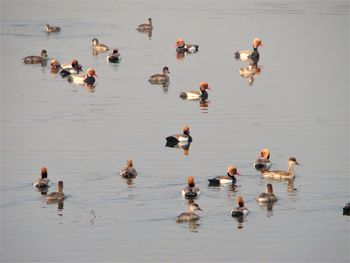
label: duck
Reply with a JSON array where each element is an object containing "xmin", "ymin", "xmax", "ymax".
[
  {"xmin": 253, "ymin": 148, "xmax": 272, "ymax": 170},
  {"xmin": 33, "ymin": 167, "xmax": 52, "ymax": 189},
  {"xmin": 180, "ymin": 82, "xmax": 211, "ymax": 100},
  {"xmin": 256, "ymin": 183, "xmax": 278, "ymax": 203},
  {"xmin": 68, "ymin": 68, "xmax": 96, "ymax": 85},
  {"xmin": 91, "ymin": 38, "xmax": 109, "ymax": 52},
  {"xmin": 23, "ymin": 49, "xmax": 48, "ymax": 64},
  {"xmin": 136, "ymin": 17, "xmax": 153, "ymax": 31},
  {"xmin": 208, "ymin": 165, "xmax": 241, "ymax": 186},
  {"xmin": 107, "ymin": 49, "xmax": 121, "ymax": 63},
  {"xmin": 60, "ymin": 59, "xmax": 83, "ymax": 77},
  {"xmin": 176, "ymin": 201, "xmax": 202, "ymax": 222},
  {"xmin": 120, "ymin": 159, "xmax": 137, "ymax": 179},
  {"xmin": 261, "ymin": 157, "xmax": 299, "ymax": 179},
  {"xmin": 175, "ymin": 38, "xmax": 199, "ymax": 53},
  {"xmin": 166, "ymin": 126, "xmax": 192, "ymax": 144},
  {"xmin": 235, "ymin": 38, "xmax": 263, "ymax": 64},
  {"xmin": 182, "ymin": 176, "xmax": 200, "ymax": 198},
  {"xmin": 231, "ymin": 195, "xmax": 249, "ymax": 217},
  {"xmin": 149, "ymin": 66, "xmax": 170, "ymax": 84},
  {"xmin": 50, "ymin": 59, "xmax": 61, "ymax": 73},
  {"xmin": 45, "ymin": 23, "xmax": 60, "ymax": 33},
  {"xmin": 343, "ymin": 203, "xmax": 350, "ymax": 216},
  {"xmin": 46, "ymin": 181, "xmax": 66, "ymax": 202}
]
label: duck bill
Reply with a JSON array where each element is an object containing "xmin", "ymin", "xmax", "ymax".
[{"xmin": 236, "ymin": 171, "xmax": 241, "ymax": 176}]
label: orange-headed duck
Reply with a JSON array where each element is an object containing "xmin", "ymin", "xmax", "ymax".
[
  {"xmin": 175, "ymin": 38, "xmax": 199, "ymax": 53},
  {"xmin": 208, "ymin": 165, "xmax": 241, "ymax": 186},
  {"xmin": 177, "ymin": 201, "xmax": 202, "ymax": 222},
  {"xmin": 120, "ymin": 159, "xmax": 137, "ymax": 179},
  {"xmin": 256, "ymin": 183, "xmax": 278, "ymax": 203},
  {"xmin": 235, "ymin": 38, "xmax": 263, "ymax": 64},
  {"xmin": 68, "ymin": 68, "xmax": 96, "ymax": 85},
  {"xmin": 107, "ymin": 49, "xmax": 121, "ymax": 63},
  {"xmin": 166, "ymin": 126, "xmax": 192, "ymax": 144},
  {"xmin": 23, "ymin": 49, "xmax": 48, "ymax": 64},
  {"xmin": 33, "ymin": 167, "xmax": 52, "ymax": 189},
  {"xmin": 92, "ymin": 38, "xmax": 109, "ymax": 52},
  {"xmin": 180, "ymin": 82, "xmax": 211, "ymax": 100},
  {"xmin": 149, "ymin": 66, "xmax": 170, "ymax": 84},
  {"xmin": 136, "ymin": 18, "xmax": 153, "ymax": 31},
  {"xmin": 46, "ymin": 181, "xmax": 66, "ymax": 201},
  {"xmin": 45, "ymin": 23, "xmax": 60, "ymax": 33},
  {"xmin": 261, "ymin": 157, "xmax": 299, "ymax": 179},
  {"xmin": 231, "ymin": 195, "xmax": 249, "ymax": 217},
  {"xmin": 253, "ymin": 148, "xmax": 272, "ymax": 170},
  {"xmin": 182, "ymin": 176, "xmax": 200, "ymax": 198}
]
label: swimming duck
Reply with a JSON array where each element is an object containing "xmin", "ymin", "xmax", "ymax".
[
  {"xmin": 120, "ymin": 159, "xmax": 137, "ymax": 179},
  {"xmin": 343, "ymin": 203, "xmax": 350, "ymax": 216},
  {"xmin": 179, "ymin": 82, "xmax": 211, "ymax": 100},
  {"xmin": 33, "ymin": 167, "xmax": 52, "ymax": 189},
  {"xmin": 107, "ymin": 49, "xmax": 121, "ymax": 63},
  {"xmin": 92, "ymin": 38, "xmax": 109, "ymax": 52},
  {"xmin": 235, "ymin": 38, "xmax": 263, "ymax": 64},
  {"xmin": 176, "ymin": 201, "xmax": 202, "ymax": 222},
  {"xmin": 256, "ymin": 183, "xmax": 278, "ymax": 203},
  {"xmin": 60, "ymin": 59, "xmax": 83, "ymax": 77},
  {"xmin": 208, "ymin": 165, "xmax": 241, "ymax": 186},
  {"xmin": 253, "ymin": 148, "xmax": 272, "ymax": 170},
  {"xmin": 23, "ymin": 49, "xmax": 48, "ymax": 64},
  {"xmin": 50, "ymin": 59, "xmax": 61, "ymax": 73},
  {"xmin": 46, "ymin": 181, "xmax": 66, "ymax": 201},
  {"xmin": 68, "ymin": 68, "xmax": 96, "ymax": 85},
  {"xmin": 45, "ymin": 23, "xmax": 60, "ymax": 33},
  {"xmin": 261, "ymin": 157, "xmax": 299, "ymax": 179},
  {"xmin": 149, "ymin": 66, "xmax": 170, "ymax": 84},
  {"xmin": 182, "ymin": 176, "xmax": 200, "ymax": 198},
  {"xmin": 166, "ymin": 126, "xmax": 192, "ymax": 144},
  {"xmin": 175, "ymin": 38, "xmax": 199, "ymax": 53},
  {"xmin": 231, "ymin": 195, "xmax": 249, "ymax": 217},
  {"xmin": 136, "ymin": 18, "xmax": 153, "ymax": 31}
]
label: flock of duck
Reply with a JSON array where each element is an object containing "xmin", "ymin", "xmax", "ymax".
[{"xmin": 27, "ymin": 19, "xmax": 349, "ymax": 224}]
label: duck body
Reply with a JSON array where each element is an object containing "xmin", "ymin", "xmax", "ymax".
[
  {"xmin": 136, "ymin": 18, "xmax": 153, "ymax": 31},
  {"xmin": 92, "ymin": 38, "xmax": 109, "ymax": 52},
  {"xmin": 46, "ymin": 181, "xmax": 66, "ymax": 202},
  {"xmin": 60, "ymin": 60, "xmax": 83, "ymax": 77},
  {"xmin": 69, "ymin": 74, "xmax": 95, "ymax": 85},
  {"xmin": 45, "ymin": 23, "xmax": 60, "ymax": 32},
  {"xmin": 261, "ymin": 157, "xmax": 299, "ymax": 179},
  {"xmin": 107, "ymin": 49, "xmax": 121, "ymax": 63},
  {"xmin": 180, "ymin": 82, "xmax": 210, "ymax": 101},
  {"xmin": 149, "ymin": 66, "xmax": 170, "ymax": 84},
  {"xmin": 23, "ymin": 50, "xmax": 48, "ymax": 64},
  {"xmin": 343, "ymin": 203, "xmax": 350, "ymax": 215},
  {"xmin": 235, "ymin": 38, "xmax": 263, "ymax": 64},
  {"xmin": 166, "ymin": 126, "xmax": 192, "ymax": 144},
  {"xmin": 175, "ymin": 38, "xmax": 199, "ymax": 53},
  {"xmin": 33, "ymin": 177, "xmax": 51, "ymax": 189}
]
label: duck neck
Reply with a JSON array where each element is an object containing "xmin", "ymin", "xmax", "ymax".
[{"xmin": 288, "ymin": 164, "xmax": 295, "ymax": 176}]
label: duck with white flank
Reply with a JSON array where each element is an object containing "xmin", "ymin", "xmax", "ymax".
[
  {"xmin": 45, "ymin": 23, "xmax": 60, "ymax": 33},
  {"xmin": 208, "ymin": 165, "xmax": 241, "ymax": 186},
  {"xmin": 182, "ymin": 176, "xmax": 200, "ymax": 198},
  {"xmin": 92, "ymin": 38, "xmax": 109, "ymax": 52},
  {"xmin": 60, "ymin": 59, "xmax": 83, "ymax": 77},
  {"xmin": 231, "ymin": 195, "xmax": 249, "ymax": 217},
  {"xmin": 46, "ymin": 181, "xmax": 66, "ymax": 202},
  {"xmin": 136, "ymin": 18, "xmax": 153, "ymax": 31},
  {"xmin": 256, "ymin": 183, "xmax": 278, "ymax": 203},
  {"xmin": 149, "ymin": 66, "xmax": 170, "ymax": 85},
  {"xmin": 261, "ymin": 157, "xmax": 299, "ymax": 179},
  {"xmin": 68, "ymin": 68, "xmax": 97, "ymax": 85},
  {"xmin": 120, "ymin": 159, "xmax": 137, "ymax": 179},
  {"xmin": 253, "ymin": 148, "xmax": 272, "ymax": 171},
  {"xmin": 23, "ymin": 50, "xmax": 48, "ymax": 64},
  {"xmin": 177, "ymin": 201, "xmax": 202, "ymax": 222},
  {"xmin": 180, "ymin": 82, "xmax": 211, "ymax": 101},
  {"xmin": 235, "ymin": 38, "xmax": 263, "ymax": 64},
  {"xmin": 175, "ymin": 38, "xmax": 199, "ymax": 53},
  {"xmin": 33, "ymin": 167, "xmax": 52, "ymax": 189},
  {"xmin": 107, "ymin": 49, "xmax": 121, "ymax": 63},
  {"xmin": 166, "ymin": 126, "xmax": 192, "ymax": 145}
]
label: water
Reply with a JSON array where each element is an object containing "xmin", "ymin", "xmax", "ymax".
[{"xmin": 1, "ymin": 1, "xmax": 349, "ymax": 262}]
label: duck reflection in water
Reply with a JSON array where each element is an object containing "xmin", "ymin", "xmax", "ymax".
[
  {"xmin": 199, "ymin": 99, "xmax": 210, "ymax": 113},
  {"xmin": 165, "ymin": 141, "xmax": 191, "ymax": 156},
  {"xmin": 238, "ymin": 63, "xmax": 262, "ymax": 86}
]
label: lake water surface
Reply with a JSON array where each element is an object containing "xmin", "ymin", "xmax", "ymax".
[{"xmin": 1, "ymin": 1, "xmax": 349, "ymax": 262}]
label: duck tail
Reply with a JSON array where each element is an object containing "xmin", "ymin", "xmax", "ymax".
[{"xmin": 234, "ymin": 51, "xmax": 240, "ymax": 59}]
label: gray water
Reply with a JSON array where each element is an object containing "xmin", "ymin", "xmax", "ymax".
[{"xmin": 1, "ymin": 1, "xmax": 349, "ymax": 262}]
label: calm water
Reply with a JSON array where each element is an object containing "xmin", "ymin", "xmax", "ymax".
[{"xmin": 1, "ymin": 1, "xmax": 349, "ymax": 262}]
